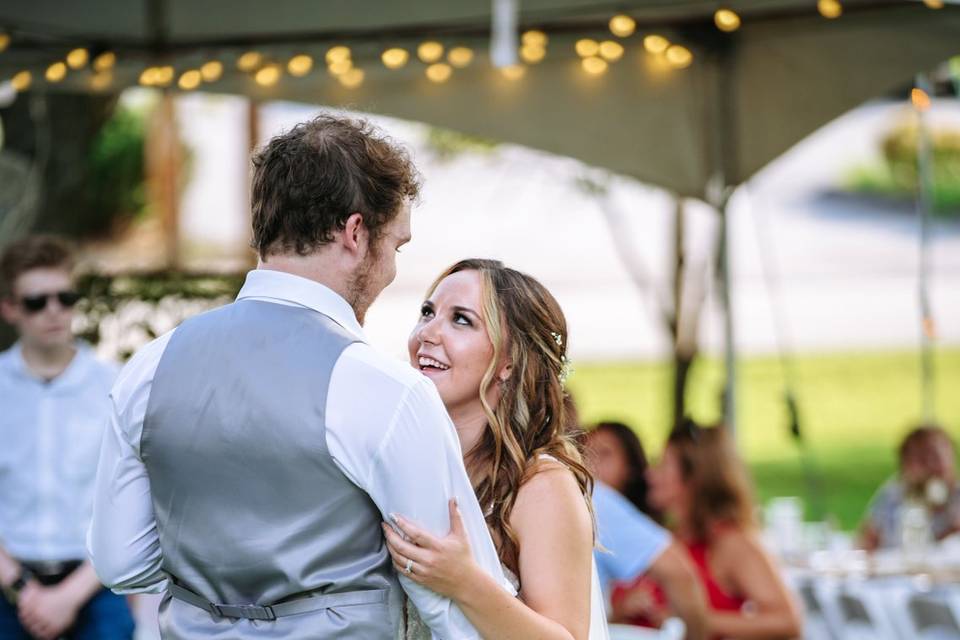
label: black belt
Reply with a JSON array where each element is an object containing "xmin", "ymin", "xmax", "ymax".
[
  {"xmin": 169, "ymin": 583, "xmax": 388, "ymax": 621},
  {"xmin": 20, "ymin": 560, "xmax": 82, "ymax": 586}
]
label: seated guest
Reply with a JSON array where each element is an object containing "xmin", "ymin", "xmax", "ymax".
[
  {"xmin": 0, "ymin": 236, "xmax": 134, "ymax": 640},
  {"xmin": 639, "ymin": 418, "xmax": 802, "ymax": 640},
  {"xmin": 585, "ymin": 421, "xmax": 663, "ymax": 523},
  {"xmin": 586, "ymin": 425, "xmax": 708, "ymax": 640},
  {"xmin": 859, "ymin": 424, "xmax": 960, "ymax": 551}
]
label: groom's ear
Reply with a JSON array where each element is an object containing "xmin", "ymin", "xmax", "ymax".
[{"xmin": 341, "ymin": 213, "xmax": 368, "ymax": 255}]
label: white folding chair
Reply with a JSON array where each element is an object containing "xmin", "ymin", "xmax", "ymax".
[
  {"xmin": 904, "ymin": 592, "xmax": 960, "ymax": 640},
  {"xmin": 797, "ymin": 579, "xmax": 841, "ymax": 640},
  {"xmin": 608, "ymin": 624, "xmax": 667, "ymax": 640},
  {"xmin": 608, "ymin": 619, "xmax": 684, "ymax": 640},
  {"xmin": 833, "ymin": 584, "xmax": 903, "ymax": 640}
]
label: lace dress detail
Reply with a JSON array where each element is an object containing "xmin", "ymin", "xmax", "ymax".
[{"xmin": 401, "ymin": 565, "xmax": 520, "ymax": 639}]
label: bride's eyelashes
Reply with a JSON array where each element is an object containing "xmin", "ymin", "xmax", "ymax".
[{"xmin": 418, "ymin": 301, "xmax": 475, "ymax": 328}]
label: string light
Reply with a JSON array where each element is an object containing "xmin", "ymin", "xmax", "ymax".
[
  {"xmin": 500, "ymin": 64, "xmax": 526, "ymax": 80},
  {"xmin": 520, "ymin": 44, "xmax": 546, "ymax": 64},
  {"xmin": 178, "ymin": 69, "xmax": 202, "ymax": 90},
  {"xmin": 326, "ymin": 46, "xmax": 351, "ymax": 65},
  {"xmin": 200, "ymin": 60, "xmax": 223, "ymax": 82},
  {"xmin": 11, "ymin": 70, "xmax": 31, "ymax": 92},
  {"xmin": 447, "ymin": 47, "xmax": 474, "ymax": 68},
  {"xmin": 339, "ymin": 68, "xmax": 364, "ymax": 88},
  {"xmin": 426, "ymin": 63, "xmax": 453, "ymax": 83},
  {"xmin": 818, "ymin": 0, "xmax": 842, "ymax": 19},
  {"xmin": 643, "ymin": 35, "xmax": 670, "ymax": 55},
  {"xmin": 45, "ymin": 62, "xmax": 67, "ymax": 83},
  {"xmin": 91, "ymin": 71, "xmax": 112, "ymax": 91},
  {"xmin": 911, "ymin": 88, "xmax": 931, "ymax": 112},
  {"xmin": 237, "ymin": 51, "xmax": 262, "ymax": 71},
  {"xmin": 598, "ymin": 41, "xmax": 624, "ymax": 62},
  {"xmin": 418, "ymin": 41, "xmax": 444, "ymax": 63},
  {"xmin": 155, "ymin": 66, "xmax": 174, "ymax": 86},
  {"xmin": 66, "ymin": 48, "xmax": 88, "ymax": 69},
  {"xmin": 0, "ymin": 33, "xmax": 9, "ymax": 53},
  {"xmin": 575, "ymin": 39, "xmax": 600, "ymax": 58},
  {"xmin": 287, "ymin": 54, "xmax": 313, "ymax": 76},
  {"xmin": 139, "ymin": 67, "xmax": 159, "ymax": 86},
  {"xmin": 522, "ymin": 30, "xmax": 548, "ymax": 47},
  {"xmin": 255, "ymin": 64, "xmax": 281, "ymax": 87},
  {"xmin": 328, "ymin": 58, "xmax": 353, "ymax": 76},
  {"xmin": 714, "ymin": 9, "xmax": 741, "ymax": 32},
  {"xmin": 22, "ymin": 23, "xmax": 721, "ymax": 93},
  {"xmin": 93, "ymin": 51, "xmax": 116, "ymax": 72},
  {"xmin": 609, "ymin": 14, "xmax": 636, "ymax": 38},
  {"xmin": 382, "ymin": 48, "xmax": 409, "ymax": 69},
  {"xmin": 665, "ymin": 45, "xmax": 693, "ymax": 69},
  {"xmin": 582, "ymin": 56, "xmax": 608, "ymax": 75}
]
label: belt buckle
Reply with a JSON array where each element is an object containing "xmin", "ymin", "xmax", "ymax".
[
  {"xmin": 32, "ymin": 561, "xmax": 64, "ymax": 576},
  {"xmin": 241, "ymin": 604, "xmax": 276, "ymax": 621}
]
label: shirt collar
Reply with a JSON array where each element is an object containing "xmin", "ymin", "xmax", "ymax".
[
  {"xmin": 236, "ymin": 269, "xmax": 366, "ymax": 341},
  {"xmin": 4, "ymin": 341, "xmax": 94, "ymax": 387}
]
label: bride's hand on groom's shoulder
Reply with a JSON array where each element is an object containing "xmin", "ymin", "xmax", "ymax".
[{"xmin": 382, "ymin": 499, "xmax": 479, "ymax": 601}]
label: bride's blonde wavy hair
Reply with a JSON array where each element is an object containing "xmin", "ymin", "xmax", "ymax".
[{"xmin": 425, "ymin": 259, "xmax": 594, "ymax": 571}]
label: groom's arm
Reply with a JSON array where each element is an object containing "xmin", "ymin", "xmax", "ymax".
[
  {"xmin": 326, "ymin": 349, "xmax": 511, "ymax": 640},
  {"xmin": 87, "ymin": 334, "xmax": 170, "ymax": 594}
]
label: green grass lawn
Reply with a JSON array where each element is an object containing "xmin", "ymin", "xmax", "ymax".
[{"xmin": 566, "ymin": 348, "xmax": 960, "ymax": 531}]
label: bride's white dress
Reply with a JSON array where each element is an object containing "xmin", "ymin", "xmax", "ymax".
[
  {"xmin": 401, "ymin": 559, "xmax": 609, "ymax": 639},
  {"xmin": 401, "ymin": 453, "xmax": 609, "ymax": 639}
]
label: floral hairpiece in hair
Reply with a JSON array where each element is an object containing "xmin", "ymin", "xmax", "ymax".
[{"xmin": 550, "ymin": 332, "xmax": 573, "ymax": 386}]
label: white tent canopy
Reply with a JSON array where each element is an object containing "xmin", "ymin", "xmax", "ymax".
[{"xmin": 1, "ymin": 1, "xmax": 958, "ymax": 197}]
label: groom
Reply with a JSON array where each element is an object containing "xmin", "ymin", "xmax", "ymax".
[{"xmin": 88, "ymin": 115, "xmax": 509, "ymax": 638}]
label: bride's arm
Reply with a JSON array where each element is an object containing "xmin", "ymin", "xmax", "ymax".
[{"xmin": 385, "ymin": 465, "xmax": 593, "ymax": 640}]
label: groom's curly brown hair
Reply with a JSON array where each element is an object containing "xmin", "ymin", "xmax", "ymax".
[{"xmin": 251, "ymin": 114, "xmax": 420, "ymax": 258}]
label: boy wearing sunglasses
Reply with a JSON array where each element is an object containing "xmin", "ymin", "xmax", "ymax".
[{"xmin": 0, "ymin": 235, "xmax": 134, "ymax": 640}]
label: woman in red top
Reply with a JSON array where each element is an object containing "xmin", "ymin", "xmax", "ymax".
[{"xmin": 640, "ymin": 419, "xmax": 803, "ymax": 639}]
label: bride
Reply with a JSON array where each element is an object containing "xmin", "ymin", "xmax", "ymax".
[{"xmin": 383, "ymin": 259, "xmax": 609, "ymax": 640}]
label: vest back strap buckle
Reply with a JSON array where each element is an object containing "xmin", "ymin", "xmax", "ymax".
[
  {"xmin": 169, "ymin": 581, "xmax": 389, "ymax": 621},
  {"xmin": 210, "ymin": 602, "xmax": 276, "ymax": 621}
]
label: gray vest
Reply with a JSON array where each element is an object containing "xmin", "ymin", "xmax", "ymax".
[{"xmin": 142, "ymin": 300, "xmax": 402, "ymax": 639}]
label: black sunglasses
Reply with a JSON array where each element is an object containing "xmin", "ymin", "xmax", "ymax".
[{"xmin": 19, "ymin": 291, "xmax": 81, "ymax": 313}]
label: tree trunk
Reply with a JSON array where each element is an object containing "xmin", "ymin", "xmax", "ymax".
[{"xmin": 145, "ymin": 91, "xmax": 182, "ymax": 269}]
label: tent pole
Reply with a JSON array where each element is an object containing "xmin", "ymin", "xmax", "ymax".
[
  {"xmin": 716, "ymin": 190, "xmax": 736, "ymax": 433},
  {"xmin": 914, "ymin": 74, "xmax": 936, "ymax": 422},
  {"xmin": 706, "ymin": 31, "xmax": 738, "ymax": 434}
]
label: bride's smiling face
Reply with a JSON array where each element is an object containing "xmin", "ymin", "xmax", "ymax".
[{"xmin": 408, "ymin": 269, "xmax": 501, "ymax": 415}]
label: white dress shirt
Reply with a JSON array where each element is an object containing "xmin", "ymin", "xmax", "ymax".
[
  {"xmin": 0, "ymin": 342, "xmax": 117, "ymax": 561},
  {"xmin": 88, "ymin": 269, "xmax": 511, "ymax": 639}
]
